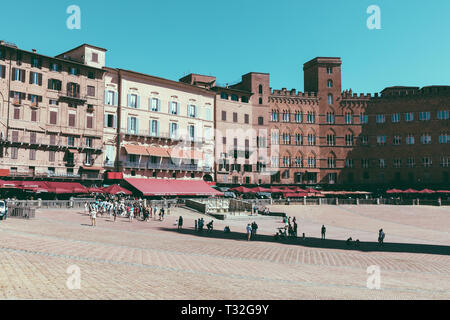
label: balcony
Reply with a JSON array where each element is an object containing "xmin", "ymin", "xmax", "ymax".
[
  {"xmin": 120, "ymin": 128, "xmax": 210, "ymax": 144},
  {"xmin": 58, "ymin": 91, "xmax": 87, "ymax": 104},
  {"xmin": 123, "ymin": 161, "xmax": 210, "ymax": 172},
  {"xmin": 12, "ymin": 98, "xmax": 22, "ymax": 106}
]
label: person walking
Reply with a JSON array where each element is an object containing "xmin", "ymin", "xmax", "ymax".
[
  {"xmin": 90, "ymin": 206, "xmax": 97, "ymax": 227},
  {"xmin": 293, "ymin": 221, "xmax": 298, "ymax": 237},
  {"xmin": 178, "ymin": 216, "xmax": 183, "ymax": 231},
  {"xmin": 246, "ymin": 223, "xmax": 252, "ymax": 241},
  {"xmin": 321, "ymin": 225, "xmax": 326, "ymax": 240},
  {"xmin": 195, "ymin": 219, "xmax": 198, "ymax": 232},
  {"xmin": 129, "ymin": 206, "xmax": 134, "ymax": 223},
  {"xmin": 378, "ymin": 229, "xmax": 385, "ymax": 246}
]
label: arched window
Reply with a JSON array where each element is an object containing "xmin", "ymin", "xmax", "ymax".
[
  {"xmin": 328, "ymin": 94, "xmax": 333, "ymax": 105},
  {"xmin": 327, "ymin": 80, "xmax": 333, "ymax": 88},
  {"xmin": 259, "ymin": 97, "xmax": 263, "ymax": 105},
  {"xmin": 258, "ymin": 84, "xmax": 263, "ymax": 94}
]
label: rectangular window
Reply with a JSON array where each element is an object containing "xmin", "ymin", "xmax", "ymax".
[
  {"xmin": 92, "ymin": 52, "xmax": 98, "ymax": 62},
  {"xmin": 128, "ymin": 94, "xmax": 138, "ymax": 108},
  {"xmin": 376, "ymin": 114, "xmax": 386, "ymax": 124},
  {"xmin": 233, "ymin": 112, "xmax": 238, "ymax": 123},
  {"xmin": 170, "ymin": 101, "xmax": 178, "ymax": 114},
  {"xmin": 404, "ymin": 112, "xmax": 414, "ymax": 122},
  {"xmin": 419, "ymin": 112, "xmax": 431, "ymax": 121},
  {"xmin": 360, "ymin": 114, "xmax": 368, "ymax": 124},
  {"xmin": 12, "ymin": 68, "xmax": 26, "ymax": 82},
  {"xmin": 87, "ymin": 86, "xmax": 95, "ymax": 97},
  {"xmin": 29, "ymin": 149, "xmax": 36, "ymax": 160},
  {"xmin": 393, "ymin": 135, "xmax": 402, "ymax": 145},
  {"xmin": 68, "ymin": 136, "xmax": 75, "ymax": 146},
  {"xmin": 86, "ymin": 115, "xmax": 93, "ymax": 129},
  {"xmin": 30, "ymin": 72, "xmax": 42, "ymax": 85},
  {"xmin": 420, "ymin": 134, "xmax": 432, "ymax": 144},
  {"xmin": 221, "ymin": 111, "xmax": 226, "ymax": 121},
  {"xmin": 392, "ymin": 113, "xmax": 400, "ymax": 123},
  {"xmin": 170, "ymin": 122, "xmax": 179, "ymax": 139},
  {"xmin": 11, "ymin": 147, "xmax": 18, "ymax": 159},
  {"xmin": 437, "ymin": 110, "xmax": 449, "ymax": 120},
  {"xmin": 49, "ymin": 151, "xmax": 55, "ymax": 162},
  {"xmin": 31, "ymin": 109, "xmax": 37, "ymax": 122},
  {"xmin": 30, "ymin": 132, "xmax": 36, "ymax": 144},
  {"xmin": 13, "ymin": 108, "xmax": 20, "ymax": 119},
  {"xmin": 188, "ymin": 105, "xmax": 197, "ymax": 118},
  {"xmin": 377, "ymin": 135, "xmax": 386, "ymax": 145},
  {"xmin": 439, "ymin": 133, "xmax": 449, "ymax": 144},
  {"xmin": 150, "ymin": 98, "xmax": 160, "ymax": 112},
  {"xmin": 406, "ymin": 134, "xmax": 415, "ymax": 145},
  {"xmin": 50, "ymin": 110, "xmax": 57, "ymax": 125},
  {"xmin": 68, "ymin": 113, "xmax": 76, "ymax": 127},
  {"xmin": 244, "ymin": 114, "xmax": 249, "ymax": 124},
  {"xmin": 188, "ymin": 125, "xmax": 195, "ymax": 141},
  {"xmin": 105, "ymin": 90, "xmax": 115, "ymax": 105},
  {"xmin": 150, "ymin": 120, "xmax": 159, "ymax": 136},
  {"xmin": 50, "ymin": 135, "xmax": 56, "ymax": 145}
]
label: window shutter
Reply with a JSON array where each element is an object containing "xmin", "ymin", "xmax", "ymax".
[
  {"xmin": 104, "ymin": 90, "xmax": 108, "ymax": 104},
  {"xmin": 113, "ymin": 115, "xmax": 117, "ymax": 129},
  {"xmin": 1, "ymin": 66, "xmax": 5, "ymax": 78},
  {"xmin": 48, "ymin": 79, "xmax": 52, "ymax": 89},
  {"xmin": 11, "ymin": 68, "xmax": 15, "ymax": 80},
  {"xmin": 104, "ymin": 114, "xmax": 108, "ymax": 127},
  {"xmin": 38, "ymin": 74, "xmax": 42, "ymax": 86},
  {"xmin": 127, "ymin": 117, "xmax": 131, "ymax": 133},
  {"xmin": 157, "ymin": 121, "xmax": 159, "ymax": 136},
  {"xmin": 148, "ymin": 98, "xmax": 152, "ymax": 111},
  {"xmin": 114, "ymin": 92, "xmax": 118, "ymax": 106},
  {"xmin": 21, "ymin": 70, "xmax": 26, "ymax": 82},
  {"xmin": 127, "ymin": 94, "xmax": 131, "ymax": 107},
  {"xmin": 136, "ymin": 118, "xmax": 139, "ymax": 133},
  {"xmin": 137, "ymin": 95, "xmax": 140, "ymax": 108},
  {"xmin": 21, "ymin": 92, "xmax": 26, "ymax": 100},
  {"xmin": 38, "ymin": 96, "xmax": 42, "ymax": 102},
  {"xmin": 29, "ymin": 72, "xmax": 33, "ymax": 84}
]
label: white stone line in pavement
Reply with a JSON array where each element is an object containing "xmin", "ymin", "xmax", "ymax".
[{"xmin": 0, "ymin": 246, "xmax": 448, "ymax": 297}]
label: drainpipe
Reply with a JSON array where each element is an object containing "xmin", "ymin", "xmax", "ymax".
[
  {"xmin": 5, "ymin": 47, "xmax": 13, "ymax": 155},
  {"xmin": 115, "ymin": 69, "xmax": 122, "ymax": 173}
]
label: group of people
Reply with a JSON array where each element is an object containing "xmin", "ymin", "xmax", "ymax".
[
  {"xmin": 275, "ymin": 216, "xmax": 298, "ymax": 239},
  {"xmin": 86, "ymin": 198, "xmax": 173, "ymax": 226},
  {"xmin": 194, "ymin": 218, "xmax": 214, "ymax": 233},
  {"xmin": 246, "ymin": 221, "xmax": 259, "ymax": 240}
]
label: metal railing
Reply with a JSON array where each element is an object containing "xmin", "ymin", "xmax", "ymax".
[{"xmin": 7, "ymin": 206, "xmax": 35, "ymax": 219}]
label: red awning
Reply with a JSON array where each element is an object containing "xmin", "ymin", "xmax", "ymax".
[
  {"xmin": 0, "ymin": 169, "xmax": 9, "ymax": 177},
  {"xmin": 45, "ymin": 182, "xmax": 88, "ymax": 194},
  {"xmin": 284, "ymin": 192, "xmax": 309, "ymax": 198},
  {"xmin": 88, "ymin": 187, "xmax": 105, "ymax": 193},
  {"xmin": 250, "ymin": 187, "xmax": 271, "ymax": 193},
  {"xmin": 403, "ymin": 188, "xmax": 419, "ymax": 193},
  {"xmin": 418, "ymin": 189, "xmax": 436, "ymax": 194},
  {"xmin": 386, "ymin": 189, "xmax": 403, "ymax": 194},
  {"xmin": 125, "ymin": 178, "xmax": 223, "ymax": 196},
  {"xmin": 229, "ymin": 186, "xmax": 253, "ymax": 193},
  {"xmin": 102, "ymin": 184, "xmax": 132, "ymax": 195},
  {"xmin": 269, "ymin": 187, "xmax": 284, "ymax": 193}
]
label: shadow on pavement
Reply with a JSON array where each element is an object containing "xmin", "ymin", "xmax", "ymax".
[{"xmin": 159, "ymin": 227, "xmax": 450, "ymax": 256}]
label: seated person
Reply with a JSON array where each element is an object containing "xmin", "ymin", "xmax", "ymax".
[
  {"xmin": 224, "ymin": 226, "xmax": 230, "ymax": 233},
  {"xmin": 346, "ymin": 237, "xmax": 353, "ymax": 246}
]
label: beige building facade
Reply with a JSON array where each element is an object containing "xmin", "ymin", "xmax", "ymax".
[
  {"xmin": 104, "ymin": 68, "xmax": 216, "ymax": 181},
  {"xmin": 0, "ymin": 42, "xmax": 106, "ymax": 181}
]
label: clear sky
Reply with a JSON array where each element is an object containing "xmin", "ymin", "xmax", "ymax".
[{"xmin": 1, "ymin": 0, "xmax": 449, "ymax": 94}]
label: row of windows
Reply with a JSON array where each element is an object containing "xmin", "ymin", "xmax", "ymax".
[
  {"xmin": 269, "ymin": 111, "xmax": 449, "ymax": 124},
  {"xmin": 11, "ymin": 106, "xmax": 95, "ymax": 128},
  {"xmin": 375, "ymin": 111, "xmax": 449, "ymax": 123},
  {"xmin": 9, "ymin": 131, "xmax": 95, "ymax": 149},
  {"xmin": 375, "ymin": 134, "xmax": 449, "ymax": 145},
  {"xmin": 121, "ymin": 93, "xmax": 213, "ymax": 121},
  {"xmin": 221, "ymin": 111, "xmax": 250, "ymax": 124},
  {"xmin": 126, "ymin": 116, "xmax": 213, "ymax": 141},
  {"xmin": 269, "ymin": 156, "xmax": 449, "ymax": 169},
  {"xmin": 219, "ymin": 92, "xmax": 249, "ymax": 103}
]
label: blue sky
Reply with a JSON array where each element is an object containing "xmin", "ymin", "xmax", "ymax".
[{"xmin": 1, "ymin": 0, "xmax": 449, "ymax": 93}]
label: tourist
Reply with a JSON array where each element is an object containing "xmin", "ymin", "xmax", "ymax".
[
  {"xmin": 90, "ymin": 206, "xmax": 97, "ymax": 227},
  {"xmin": 251, "ymin": 221, "xmax": 258, "ymax": 237},
  {"xmin": 293, "ymin": 221, "xmax": 298, "ymax": 237},
  {"xmin": 129, "ymin": 206, "xmax": 134, "ymax": 223},
  {"xmin": 207, "ymin": 220, "xmax": 214, "ymax": 233},
  {"xmin": 346, "ymin": 237, "xmax": 353, "ymax": 246},
  {"xmin": 167, "ymin": 202, "xmax": 171, "ymax": 215},
  {"xmin": 321, "ymin": 225, "xmax": 326, "ymax": 240},
  {"xmin": 178, "ymin": 216, "xmax": 183, "ymax": 231},
  {"xmin": 246, "ymin": 223, "xmax": 252, "ymax": 241},
  {"xmin": 195, "ymin": 219, "xmax": 198, "ymax": 232},
  {"xmin": 378, "ymin": 229, "xmax": 385, "ymax": 246},
  {"xmin": 224, "ymin": 226, "xmax": 230, "ymax": 233}
]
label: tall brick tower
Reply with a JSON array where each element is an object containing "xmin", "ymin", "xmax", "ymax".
[{"xmin": 304, "ymin": 57, "xmax": 343, "ymax": 184}]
